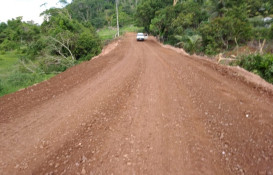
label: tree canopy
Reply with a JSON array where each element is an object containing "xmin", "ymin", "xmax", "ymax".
[{"xmin": 135, "ymin": 0, "xmax": 273, "ymax": 55}]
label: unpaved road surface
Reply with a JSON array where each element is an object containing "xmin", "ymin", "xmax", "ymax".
[{"xmin": 0, "ymin": 33, "xmax": 273, "ymax": 175}]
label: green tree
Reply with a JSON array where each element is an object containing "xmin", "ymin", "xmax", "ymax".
[{"xmin": 135, "ymin": 0, "xmax": 172, "ymax": 32}]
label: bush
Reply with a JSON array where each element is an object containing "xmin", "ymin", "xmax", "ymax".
[
  {"xmin": 199, "ymin": 12, "xmax": 252, "ymax": 54},
  {"xmin": 249, "ymin": 16, "xmax": 265, "ymax": 27},
  {"xmin": 0, "ymin": 39, "xmax": 18, "ymax": 51},
  {"xmin": 26, "ymin": 37, "xmax": 47, "ymax": 59},
  {"xmin": 236, "ymin": 54, "xmax": 273, "ymax": 83},
  {"xmin": 175, "ymin": 34, "xmax": 202, "ymax": 54},
  {"xmin": 252, "ymin": 27, "xmax": 271, "ymax": 40},
  {"xmin": 74, "ymin": 31, "xmax": 102, "ymax": 60},
  {"xmin": 38, "ymin": 56, "xmax": 75, "ymax": 73}
]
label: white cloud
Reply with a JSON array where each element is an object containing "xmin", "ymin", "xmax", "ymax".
[{"xmin": 0, "ymin": 0, "xmax": 71, "ymax": 24}]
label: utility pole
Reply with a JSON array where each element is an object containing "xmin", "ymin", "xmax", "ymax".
[{"xmin": 116, "ymin": 0, "xmax": 120, "ymax": 37}]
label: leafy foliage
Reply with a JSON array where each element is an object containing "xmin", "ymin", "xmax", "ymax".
[
  {"xmin": 25, "ymin": 8, "xmax": 101, "ymax": 73},
  {"xmin": 75, "ymin": 31, "xmax": 102, "ymax": 60},
  {"xmin": 236, "ymin": 54, "xmax": 273, "ymax": 83},
  {"xmin": 67, "ymin": 0, "xmax": 138, "ymax": 28},
  {"xmin": 135, "ymin": 0, "xmax": 173, "ymax": 32},
  {"xmin": 136, "ymin": 0, "xmax": 273, "ymax": 55},
  {"xmin": 175, "ymin": 34, "xmax": 202, "ymax": 54}
]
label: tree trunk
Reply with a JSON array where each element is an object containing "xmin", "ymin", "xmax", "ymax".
[
  {"xmin": 173, "ymin": 0, "xmax": 178, "ymax": 6},
  {"xmin": 116, "ymin": 0, "xmax": 120, "ymax": 37}
]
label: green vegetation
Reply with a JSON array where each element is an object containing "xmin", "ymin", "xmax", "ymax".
[
  {"xmin": 234, "ymin": 54, "xmax": 273, "ymax": 83},
  {"xmin": 0, "ymin": 51, "xmax": 19, "ymax": 77},
  {"xmin": 98, "ymin": 27, "xmax": 118, "ymax": 41},
  {"xmin": 0, "ymin": 51, "xmax": 55, "ymax": 96},
  {"xmin": 0, "ymin": 8, "xmax": 102, "ymax": 96},
  {"xmin": 0, "ymin": 0, "xmax": 140, "ymax": 96},
  {"xmin": 135, "ymin": 0, "xmax": 273, "ymax": 55},
  {"xmin": 0, "ymin": 72, "xmax": 54, "ymax": 97},
  {"xmin": 120, "ymin": 25, "xmax": 143, "ymax": 35},
  {"xmin": 67, "ymin": 0, "xmax": 138, "ymax": 28},
  {"xmin": 98, "ymin": 25, "xmax": 143, "ymax": 41}
]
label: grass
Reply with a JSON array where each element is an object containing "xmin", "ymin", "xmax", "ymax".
[
  {"xmin": 0, "ymin": 73, "xmax": 55, "ymax": 97},
  {"xmin": 97, "ymin": 27, "xmax": 117, "ymax": 41},
  {"xmin": 97, "ymin": 25, "xmax": 144, "ymax": 41},
  {"xmin": 0, "ymin": 51, "xmax": 55, "ymax": 97},
  {"xmin": 0, "ymin": 51, "xmax": 20, "ymax": 79}
]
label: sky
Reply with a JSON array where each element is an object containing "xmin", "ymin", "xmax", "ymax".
[{"xmin": 0, "ymin": 0, "xmax": 72, "ymax": 24}]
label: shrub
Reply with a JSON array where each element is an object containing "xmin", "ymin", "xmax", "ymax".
[
  {"xmin": 38, "ymin": 56, "xmax": 75, "ymax": 73},
  {"xmin": 236, "ymin": 54, "xmax": 273, "ymax": 83},
  {"xmin": 175, "ymin": 34, "xmax": 202, "ymax": 54},
  {"xmin": 252, "ymin": 27, "xmax": 271, "ymax": 40},
  {"xmin": 74, "ymin": 31, "xmax": 102, "ymax": 60},
  {"xmin": 0, "ymin": 39, "xmax": 18, "ymax": 51},
  {"xmin": 26, "ymin": 37, "xmax": 47, "ymax": 59}
]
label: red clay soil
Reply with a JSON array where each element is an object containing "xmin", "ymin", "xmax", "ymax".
[{"xmin": 0, "ymin": 33, "xmax": 273, "ymax": 175}]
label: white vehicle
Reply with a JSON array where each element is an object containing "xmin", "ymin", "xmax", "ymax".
[{"xmin": 136, "ymin": 33, "xmax": 145, "ymax": 41}]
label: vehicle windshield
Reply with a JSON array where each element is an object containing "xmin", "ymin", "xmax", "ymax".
[{"xmin": 137, "ymin": 33, "xmax": 144, "ymax": 36}]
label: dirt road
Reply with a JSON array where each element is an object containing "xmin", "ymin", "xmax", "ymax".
[{"xmin": 0, "ymin": 33, "xmax": 273, "ymax": 175}]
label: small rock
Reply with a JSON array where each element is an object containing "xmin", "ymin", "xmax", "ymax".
[
  {"xmin": 220, "ymin": 132, "xmax": 224, "ymax": 140},
  {"xmin": 81, "ymin": 167, "xmax": 86, "ymax": 175},
  {"xmin": 82, "ymin": 155, "xmax": 87, "ymax": 163}
]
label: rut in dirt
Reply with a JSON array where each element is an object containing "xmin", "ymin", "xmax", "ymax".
[{"xmin": 0, "ymin": 33, "xmax": 273, "ymax": 175}]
